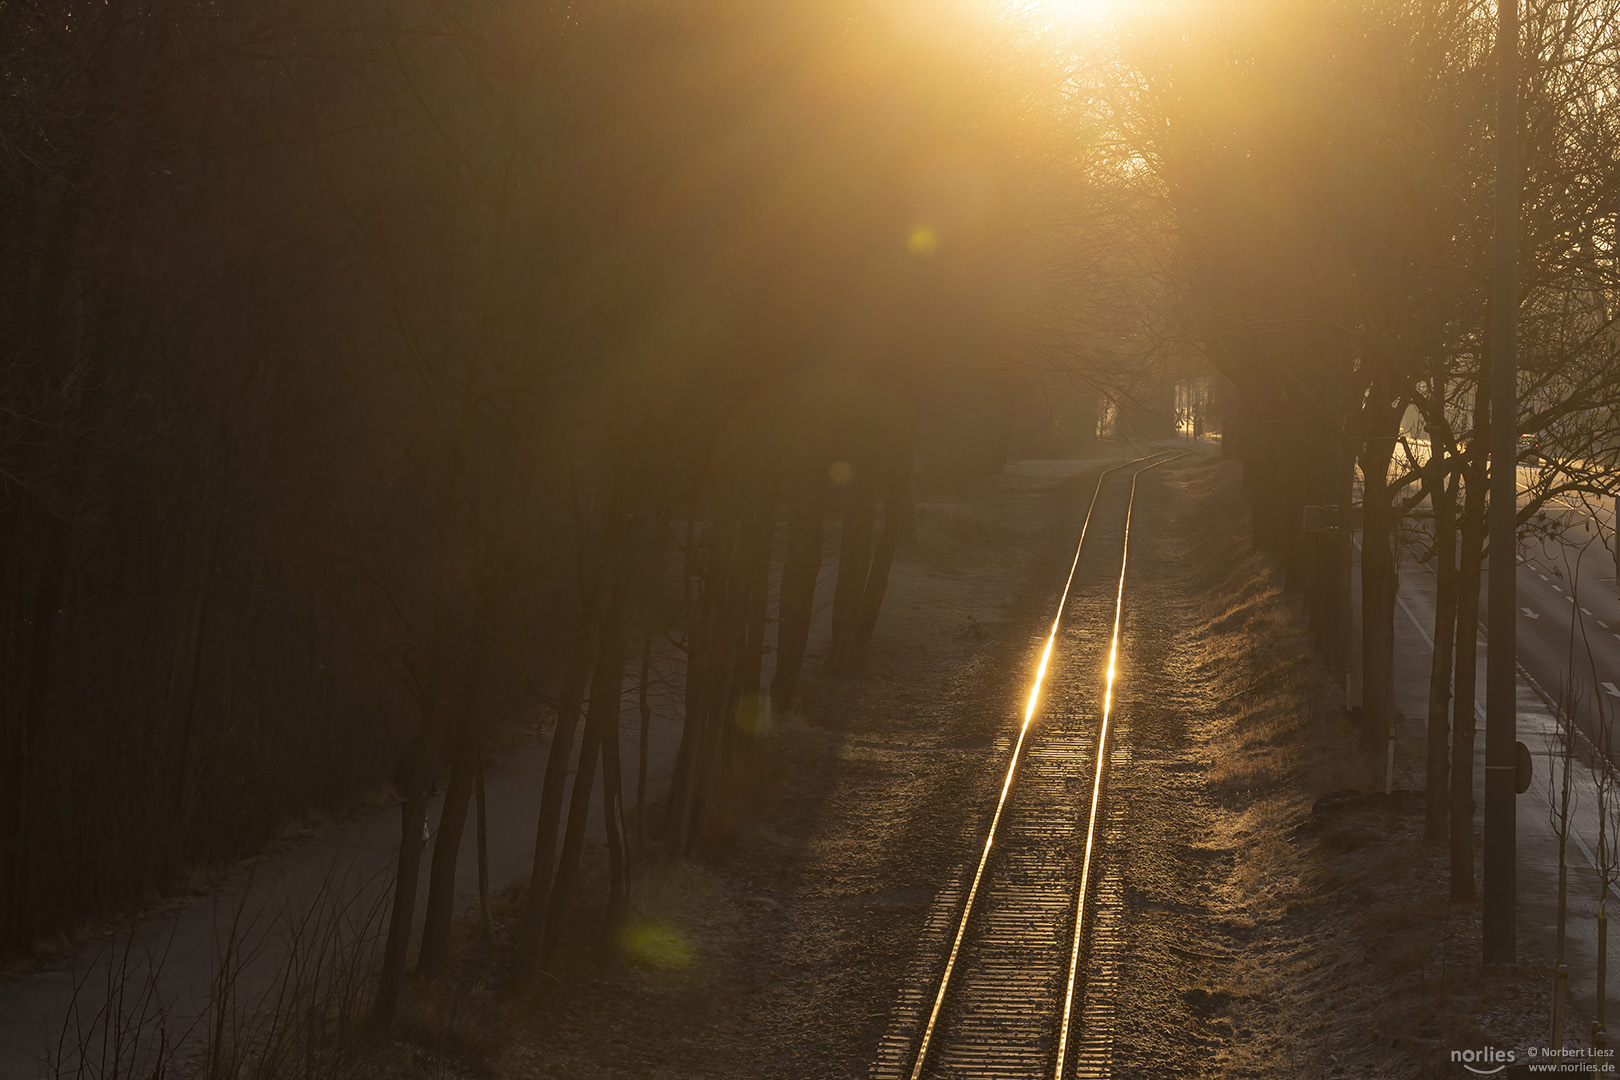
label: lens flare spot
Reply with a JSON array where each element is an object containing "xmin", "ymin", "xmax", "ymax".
[
  {"xmin": 620, "ymin": 921, "xmax": 694, "ymax": 968},
  {"xmin": 735, "ymin": 692, "xmax": 772, "ymax": 736},
  {"xmin": 828, "ymin": 460, "xmax": 854, "ymax": 486},
  {"xmin": 907, "ymin": 226, "xmax": 938, "ymax": 257}
]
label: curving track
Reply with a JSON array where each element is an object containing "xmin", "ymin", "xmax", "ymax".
[{"xmin": 872, "ymin": 450, "xmax": 1186, "ymax": 1080}]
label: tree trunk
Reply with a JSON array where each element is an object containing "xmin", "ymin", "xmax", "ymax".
[
  {"xmin": 1258, "ymin": 419, "xmax": 1288, "ymax": 557},
  {"xmin": 476, "ymin": 742, "xmax": 492, "ymax": 941},
  {"xmin": 734, "ymin": 487, "xmax": 774, "ymax": 737},
  {"xmin": 844, "ymin": 433, "xmax": 914, "ymax": 669},
  {"xmin": 518, "ymin": 603, "xmax": 603, "ymax": 971},
  {"xmin": 829, "ymin": 459, "xmax": 877, "ymax": 664},
  {"xmin": 541, "ymin": 702, "xmax": 603, "ymax": 962},
  {"xmin": 174, "ymin": 438, "xmax": 229, "ymax": 839},
  {"xmin": 701, "ymin": 483, "xmax": 771, "ymax": 836},
  {"xmin": 1318, "ymin": 356, "xmax": 1352, "ymax": 679},
  {"xmin": 1308, "ymin": 429, "xmax": 1341, "ymax": 661},
  {"xmin": 681, "ymin": 573, "xmax": 745, "ymax": 854},
  {"xmin": 668, "ymin": 501, "xmax": 741, "ymax": 862},
  {"xmin": 1303, "ymin": 364, "xmax": 1355, "ymax": 704},
  {"xmin": 711, "ymin": 616, "xmax": 748, "ymax": 821},
  {"xmin": 1304, "ymin": 440, "xmax": 1326, "ymax": 646},
  {"xmin": 667, "ymin": 519, "xmax": 718, "ymax": 851},
  {"xmin": 598, "ymin": 634, "xmax": 630, "ymax": 930},
  {"xmin": 371, "ymin": 688, "xmax": 442, "ymax": 1030},
  {"xmin": 771, "ymin": 474, "xmax": 825, "ymax": 708},
  {"xmin": 636, "ymin": 630, "xmax": 652, "ymax": 856},
  {"xmin": 542, "ymin": 600, "xmax": 625, "ymax": 959},
  {"xmin": 1281, "ymin": 431, "xmax": 1307, "ymax": 596},
  {"xmin": 667, "ymin": 613, "xmax": 713, "ymax": 859},
  {"xmin": 1360, "ymin": 435, "xmax": 1398, "ymax": 754},
  {"xmin": 1426, "ymin": 467, "xmax": 1459, "ymax": 841},
  {"xmin": 1451, "ymin": 468, "xmax": 1485, "ymax": 902},
  {"xmin": 2, "ymin": 510, "xmax": 70, "ymax": 953},
  {"xmin": 417, "ymin": 722, "xmax": 477, "ymax": 979}
]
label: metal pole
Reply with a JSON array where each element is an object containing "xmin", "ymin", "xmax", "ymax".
[
  {"xmin": 1553, "ymin": 963, "xmax": 1567, "ymax": 1052},
  {"xmin": 1483, "ymin": 0, "xmax": 1520, "ymax": 967}
]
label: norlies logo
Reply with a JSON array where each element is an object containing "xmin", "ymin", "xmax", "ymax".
[{"xmin": 1452, "ymin": 1046, "xmax": 1517, "ymax": 1075}]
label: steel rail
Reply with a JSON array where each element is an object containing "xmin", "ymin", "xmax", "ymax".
[
  {"xmin": 905, "ymin": 450, "xmax": 1175, "ymax": 1080},
  {"xmin": 1052, "ymin": 450, "xmax": 1189, "ymax": 1079}
]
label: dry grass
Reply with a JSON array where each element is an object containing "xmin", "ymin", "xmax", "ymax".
[{"xmin": 1162, "ymin": 458, "xmax": 1554, "ymax": 1079}]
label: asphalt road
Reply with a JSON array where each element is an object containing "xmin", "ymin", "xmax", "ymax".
[
  {"xmin": 1401, "ymin": 485, "xmax": 1620, "ymax": 759},
  {"xmin": 1510, "ymin": 501, "xmax": 1620, "ymax": 754},
  {"xmin": 1388, "ymin": 505, "xmax": 1620, "ymax": 1042},
  {"xmin": 1385, "ymin": 441, "xmax": 1620, "ymax": 753}
]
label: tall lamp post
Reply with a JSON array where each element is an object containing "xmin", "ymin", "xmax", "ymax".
[{"xmin": 1483, "ymin": 0, "xmax": 1520, "ymax": 967}]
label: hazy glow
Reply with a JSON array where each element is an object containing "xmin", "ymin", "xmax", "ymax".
[
  {"xmin": 1007, "ymin": 0, "xmax": 1134, "ymax": 25},
  {"xmin": 620, "ymin": 921, "xmax": 693, "ymax": 968},
  {"xmin": 907, "ymin": 226, "xmax": 939, "ymax": 257},
  {"xmin": 735, "ymin": 692, "xmax": 772, "ymax": 736}
]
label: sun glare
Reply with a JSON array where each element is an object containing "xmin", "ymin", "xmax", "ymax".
[{"xmin": 1009, "ymin": 0, "xmax": 1128, "ymax": 25}]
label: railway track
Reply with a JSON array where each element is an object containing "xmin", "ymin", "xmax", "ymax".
[{"xmin": 872, "ymin": 450, "xmax": 1186, "ymax": 1080}]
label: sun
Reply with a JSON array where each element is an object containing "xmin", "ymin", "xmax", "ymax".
[
  {"xmin": 1010, "ymin": 0, "xmax": 1125, "ymax": 22},
  {"xmin": 921, "ymin": 0, "xmax": 1170, "ymax": 63},
  {"xmin": 999, "ymin": 0, "xmax": 1162, "ymax": 30},
  {"xmin": 924, "ymin": 0, "xmax": 1159, "ymax": 47}
]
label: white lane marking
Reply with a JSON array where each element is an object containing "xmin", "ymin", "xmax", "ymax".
[
  {"xmin": 1604, "ymin": 682, "xmax": 1620, "ymax": 699},
  {"xmin": 1539, "ymin": 573, "xmax": 1550, "ymax": 581},
  {"xmin": 1583, "ymin": 607, "xmax": 1594, "ymax": 616},
  {"xmin": 1552, "ymin": 584, "xmax": 1564, "ymax": 593},
  {"xmin": 1522, "ymin": 607, "xmax": 1541, "ymax": 619},
  {"xmin": 1601, "ymin": 620, "xmax": 1610, "ymax": 629},
  {"xmin": 1397, "ymin": 594, "xmax": 1433, "ymax": 648}
]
